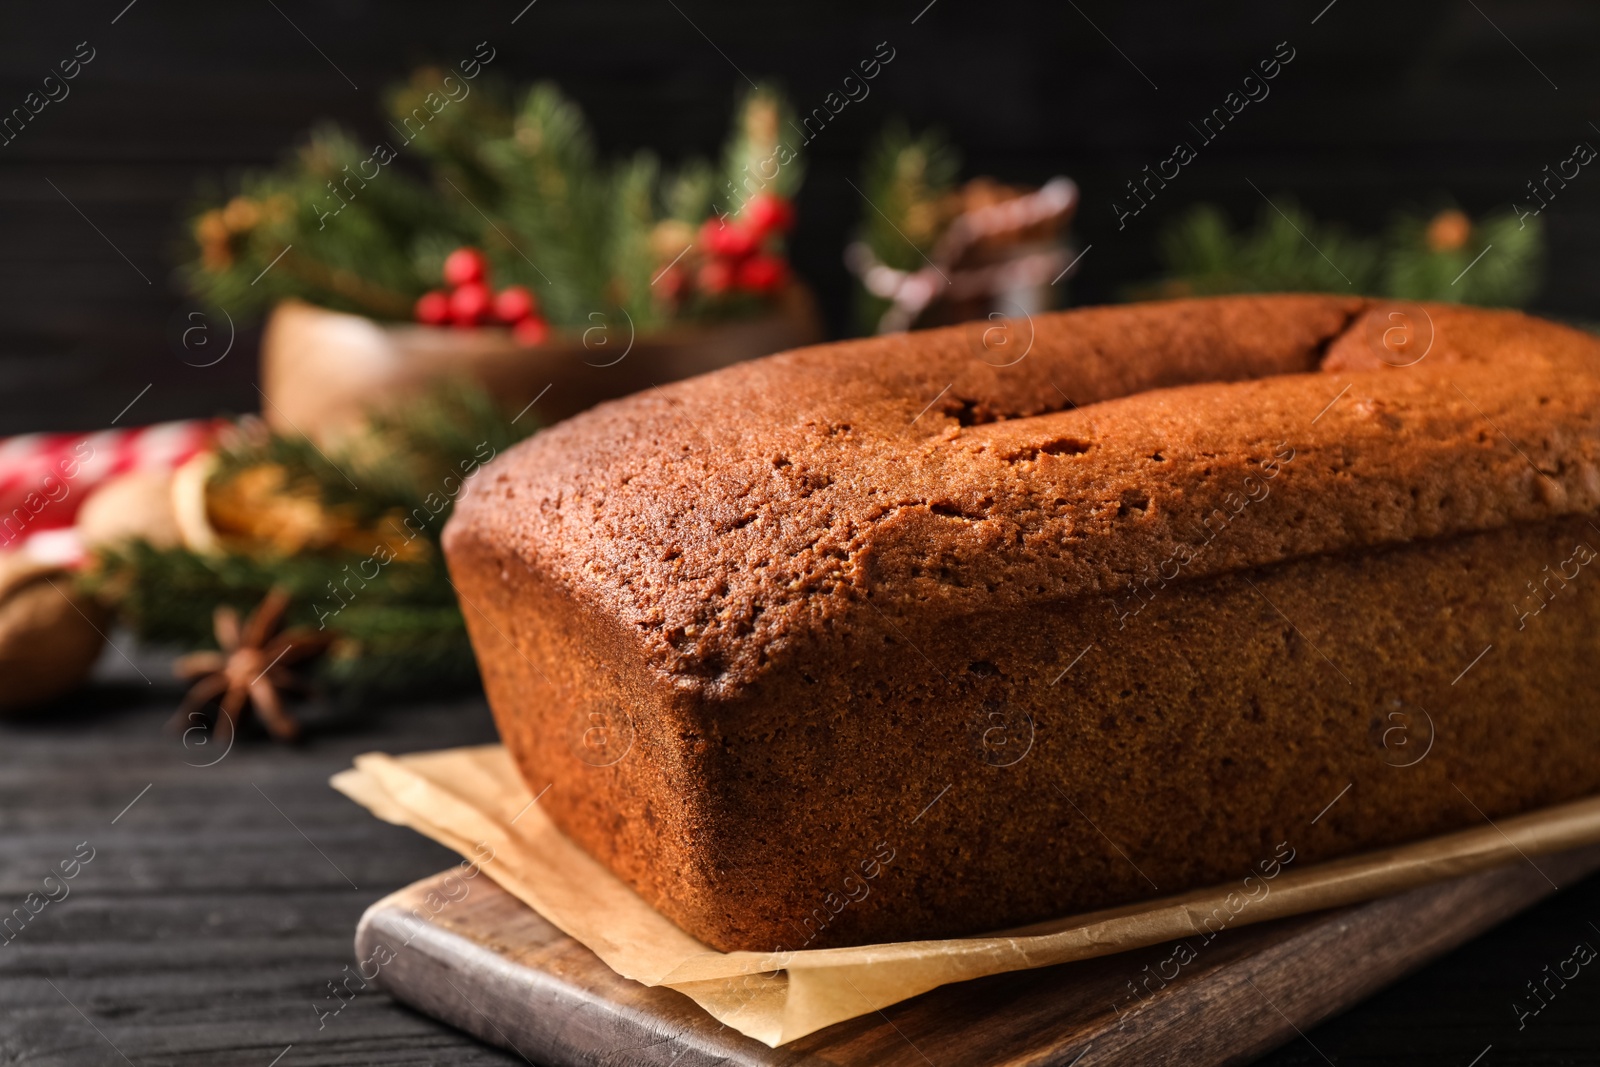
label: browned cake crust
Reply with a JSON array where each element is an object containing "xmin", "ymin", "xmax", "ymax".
[{"xmin": 443, "ymin": 294, "xmax": 1600, "ymax": 951}]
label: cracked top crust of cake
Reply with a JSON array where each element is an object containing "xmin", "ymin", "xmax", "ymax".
[{"xmin": 445, "ymin": 294, "xmax": 1600, "ymax": 698}]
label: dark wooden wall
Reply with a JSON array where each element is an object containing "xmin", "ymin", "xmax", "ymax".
[{"xmin": 1, "ymin": 0, "xmax": 1597, "ymax": 434}]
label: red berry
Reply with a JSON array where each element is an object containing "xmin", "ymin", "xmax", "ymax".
[
  {"xmin": 442, "ymin": 247, "xmax": 488, "ymax": 287},
  {"xmin": 449, "ymin": 281, "xmax": 492, "ymax": 327},
  {"xmin": 740, "ymin": 193, "xmax": 794, "ymax": 236},
  {"xmin": 493, "ymin": 285, "xmax": 537, "ymax": 323},
  {"xmin": 698, "ymin": 258, "xmax": 735, "ymax": 295},
  {"xmin": 698, "ymin": 218, "xmax": 757, "ymax": 259},
  {"xmin": 737, "ymin": 254, "xmax": 788, "ymax": 294},
  {"xmin": 696, "ymin": 219, "xmax": 720, "ymax": 252},
  {"xmin": 512, "ymin": 316, "xmax": 549, "ymax": 346},
  {"xmin": 414, "ymin": 290, "xmax": 450, "ymax": 325}
]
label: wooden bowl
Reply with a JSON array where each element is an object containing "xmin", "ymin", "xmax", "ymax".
[{"xmin": 259, "ymin": 288, "xmax": 824, "ymax": 444}]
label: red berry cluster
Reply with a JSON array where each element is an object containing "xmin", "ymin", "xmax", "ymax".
[
  {"xmin": 414, "ymin": 248, "xmax": 549, "ymax": 345},
  {"xmin": 665, "ymin": 192, "xmax": 794, "ymax": 304}
]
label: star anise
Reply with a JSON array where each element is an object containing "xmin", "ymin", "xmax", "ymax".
[{"xmin": 169, "ymin": 587, "xmax": 331, "ymax": 744}]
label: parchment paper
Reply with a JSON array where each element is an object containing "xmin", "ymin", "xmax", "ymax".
[{"xmin": 332, "ymin": 745, "xmax": 1600, "ymax": 1047}]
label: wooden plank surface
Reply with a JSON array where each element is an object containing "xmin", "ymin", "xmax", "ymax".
[
  {"xmin": 359, "ymin": 846, "xmax": 1600, "ymax": 1067},
  {"xmin": 7, "ymin": 2, "xmax": 1600, "ymax": 437},
  {"xmin": 6, "ymin": 647, "xmax": 1600, "ymax": 1066},
  {"xmin": 0, "ymin": 648, "xmax": 522, "ymax": 1067}
]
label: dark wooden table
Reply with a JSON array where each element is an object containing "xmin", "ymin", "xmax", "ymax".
[{"xmin": 3, "ymin": 645, "xmax": 1597, "ymax": 1066}]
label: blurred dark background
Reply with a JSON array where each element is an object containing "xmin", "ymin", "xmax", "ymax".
[{"xmin": 1, "ymin": 0, "xmax": 1596, "ymax": 435}]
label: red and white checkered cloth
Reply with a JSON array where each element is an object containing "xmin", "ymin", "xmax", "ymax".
[{"xmin": 0, "ymin": 419, "xmax": 220, "ymax": 565}]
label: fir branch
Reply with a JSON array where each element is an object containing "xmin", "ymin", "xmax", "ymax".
[
  {"xmin": 1383, "ymin": 209, "xmax": 1542, "ymax": 307},
  {"xmin": 852, "ymin": 122, "xmax": 960, "ymax": 332},
  {"xmin": 1148, "ymin": 201, "xmax": 1543, "ymax": 307},
  {"xmin": 386, "ymin": 68, "xmax": 516, "ymax": 207},
  {"xmin": 610, "ymin": 151, "xmax": 666, "ymax": 330},
  {"xmin": 181, "ymin": 68, "xmax": 803, "ymax": 330},
  {"xmin": 720, "ymin": 83, "xmax": 803, "ymax": 213},
  {"xmin": 91, "ymin": 382, "xmax": 534, "ymax": 705},
  {"xmin": 1155, "ymin": 201, "xmax": 1381, "ymax": 296},
  {"xmin": 484, "ymin": 82, "xmax": 614, "ymax": 324},
  {"xmin": 665, "ymin": 159, "xmax": 716, "ymax": 224},
  {"xmin": 181, "ymin": 125, "xmax": 472, "ymax": 320}
]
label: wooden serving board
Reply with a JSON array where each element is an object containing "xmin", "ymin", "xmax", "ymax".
[{"xmin": 356, "ymin": 846, "xmax": 1600, "ymax": 1066}]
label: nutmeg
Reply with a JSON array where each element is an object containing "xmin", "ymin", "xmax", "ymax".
[{"xmin": 0, "ymin": 553, "xmax": 108, "ymax": 715}]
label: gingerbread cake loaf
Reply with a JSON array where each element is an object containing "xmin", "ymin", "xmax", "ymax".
[{"xmin": 443, "ymin": 294, "xmax": 1600, "ymax": 952}]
